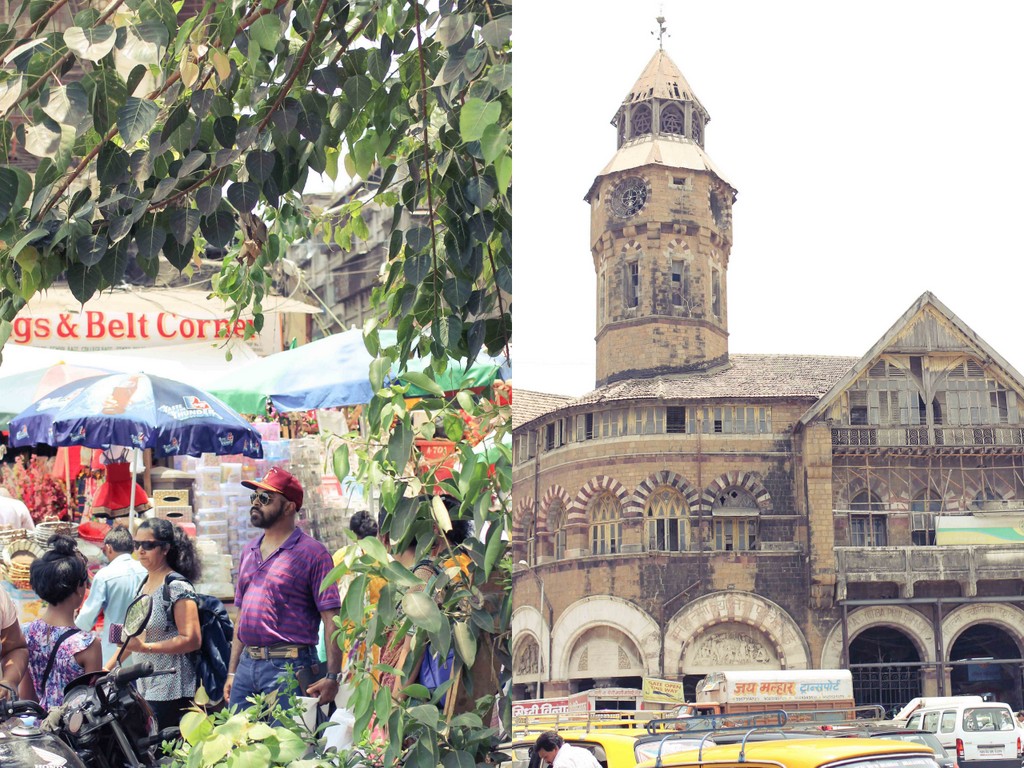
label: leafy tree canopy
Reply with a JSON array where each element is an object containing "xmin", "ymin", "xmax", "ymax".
[{"xmin": 0, "ymin": 0, "xmax": 512, "ymax": 764}]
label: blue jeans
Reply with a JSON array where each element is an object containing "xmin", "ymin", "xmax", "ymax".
[{"xmin": 229, "ymin": 649, "xmax": 320, "ymax": 711}]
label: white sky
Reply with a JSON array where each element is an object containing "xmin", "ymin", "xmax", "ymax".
[{"xmin": 514, "ymin": 2, "xmax": 1024, "ymax": 396}]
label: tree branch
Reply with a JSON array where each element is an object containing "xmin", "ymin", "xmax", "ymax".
[
  {"xmin": 413, "ymin": 1, "xmax": 440, "ymax": 316},
  {"xmin": 13, "ymin": 0, "xmax": 129, "ymax": 114},
  {"xmin": 0, "ymin": 0, "xmax": 71, "ymax": 63}
]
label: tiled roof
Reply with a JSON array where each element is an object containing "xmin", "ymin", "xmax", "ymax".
[
  {"xmin": 513, "ymin": 389, "xmax": 575, "ymax": 429},
  {"xmin": 516, "ymin": 354, "xmax": 860, "ymax": 429}
]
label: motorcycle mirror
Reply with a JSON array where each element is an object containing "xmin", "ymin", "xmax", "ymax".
[
  {"xmin": 123, "ymin": 593, "xmax": 152, "ymax": 638},
  {"xmin": 112, "ymin": 593, "xmax": 152, "ymax": 668}
]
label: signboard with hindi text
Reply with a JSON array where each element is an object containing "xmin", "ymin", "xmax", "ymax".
[
  {"xmin": 697, "ymin": 670, "xmax": 854, "ymax": 705},
  {"xmin": 512, "ymin": 697, "xmax": 569, "ymax": 719}
]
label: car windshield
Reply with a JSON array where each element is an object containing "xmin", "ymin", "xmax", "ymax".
[
  {"xmin": 875, "ymin": 734, "xmax": 950, "ymax": 758},
  {"xmin": 964, "ymin": 707, "xmax": 1015, "ymax": 731},
  {"xmin": 635, "ymin": 738, "xmax": 707, "ymax": 762}
]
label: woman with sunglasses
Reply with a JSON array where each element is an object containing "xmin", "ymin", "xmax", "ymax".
[{"xmin": 113, "ymin": 518, "xmax": 201, "ymax": 731}]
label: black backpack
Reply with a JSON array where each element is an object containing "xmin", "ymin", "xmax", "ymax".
[{"xmin": 163, "ymin": 573, "xmax": 234, "ymax": 704}]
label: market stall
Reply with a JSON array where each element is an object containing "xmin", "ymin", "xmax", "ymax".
[{"xmin": 4, "ymin": 373, "xmax": 264, "ymax": 614}]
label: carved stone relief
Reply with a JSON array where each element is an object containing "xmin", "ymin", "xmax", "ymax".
[
  {"xmin": 515, "ymin": 638, "xmax": 542, "ymax": 676},
  {"xmin": 567, "ymin": 625, "xmax": 644, "ymax": 678},
  {"xmin": 683, "ymin": 623, "xmax": 778, "ymax": 673}
]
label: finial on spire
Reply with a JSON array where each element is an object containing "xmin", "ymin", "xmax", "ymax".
[{"xmin": 654, "ymin": 14, "xmax": 668, "ymax": 50}]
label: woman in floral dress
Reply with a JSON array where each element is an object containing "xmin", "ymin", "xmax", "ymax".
[{"xmin": 21, "ymin": 535, "xmax": 100, "ymax": 709}]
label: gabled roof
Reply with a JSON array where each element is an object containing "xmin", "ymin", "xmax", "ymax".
[
  {"xmin": 621, "ymin": 51, "xmax": 706, "ymax": 114},
  {"xmin": 799, "ymin": 291, "xmax": 1024, "ymax": 426}
]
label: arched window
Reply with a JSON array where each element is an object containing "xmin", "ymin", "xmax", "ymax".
[
  {"xmin": 911, "ymin": 489, "xmax": 941, "ymax": 546},
  {"xmin": 646, "ymin": 487, "xmax": 688, "ymax": 552},
  {"xmin": 632, "ymin": 105, "xmax": 652, "ymax": 137},
  {"xmin": 590, "ymin": 493, "xmax": 622, "ymax": 555},
  {"xmin": 691, "ymin": 113, "xmax": 703, "ymax": 145},
  {"xmin": 551, "ymin": 501, "xmax": 567, "ymax": 560},
  {"xmin": 660, "ymin": 105, "xmax": 684, "ymax": 135},
  {"xmin": 711, "ymin": 487, "xmax": 758, "ymax": 551},
  {"xmin": 669, "ymin": 242, "xmax": 692, "ymax": 315},
  {"xmin": 850, "ymin": 490, "xmax": 886, "ymax": 546},
  {"xmin": 525, "ymin": 517, "xmax": 536, "ymax": 565}
]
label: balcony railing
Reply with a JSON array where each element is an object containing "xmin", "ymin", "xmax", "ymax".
[
  {"xmin": 831, "ymin": 426, "xmax": 1024, "ymax": 448},
  {"xmin": 835, "ymin": 543, "xmax": 1024, "ymax": 599}
]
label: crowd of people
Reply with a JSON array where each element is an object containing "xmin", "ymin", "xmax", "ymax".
[{"xmin": 0, "ymin": 464, "xmax": 471, "ymax": 736}]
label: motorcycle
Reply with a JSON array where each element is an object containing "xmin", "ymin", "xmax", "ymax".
[{"xmin": 0, "ymin": 593, "xmax": 181, "ymax": 768}]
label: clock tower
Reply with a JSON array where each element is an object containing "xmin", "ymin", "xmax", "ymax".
[{"xmin": 587, "ymin": 36, "xmax": 737, "ymax": 386}]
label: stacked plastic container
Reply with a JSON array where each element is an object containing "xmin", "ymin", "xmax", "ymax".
[{"xmin": 169, "ymin": 428, "xmax": 356, "ymax": 586}]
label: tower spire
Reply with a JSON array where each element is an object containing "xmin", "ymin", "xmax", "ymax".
[{"xmin": 654, "ymin": 14, "xmax": 667, "ymax": 50}]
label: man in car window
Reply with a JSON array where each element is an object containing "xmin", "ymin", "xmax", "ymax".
[{"xmin": 534, "ymin": 732, "xmax": 601, "ymax": 768}]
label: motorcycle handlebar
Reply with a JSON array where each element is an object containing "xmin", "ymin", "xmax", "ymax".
[{"xmin": 110, "ymin": 662, "xmax": 155, "ymax": 686}]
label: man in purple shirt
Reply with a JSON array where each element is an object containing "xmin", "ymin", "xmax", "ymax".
[{"xmin": 224, "ymin": 467, "xmax": 342, "ymax": 709}]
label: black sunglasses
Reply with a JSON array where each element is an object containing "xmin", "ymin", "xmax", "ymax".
[
  {"xmin": 133, "ymin": 540, "xmax": 163, "ymax": 551},
  {"xmin": 250, "ymin": 491, "xmax": 274, "ymax": 506}
]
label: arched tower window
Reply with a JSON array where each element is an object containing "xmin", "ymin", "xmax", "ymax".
[
  {"xmin": 590, "ymin": 493, "xmax": 622, "ymax": 555},
  {"xmin": 632, "ymin": 105, "xmax": 652, "ymax": 137},
  {"xmin": 525, "ymin": 517, "xmax": 536, "ymax": 565},
  {"xmin": 691, "ymin": 112, "xmax": 703, "ymax": 146},
  {"xmin": 551, "ymin": 501, "xmax": 567, "ymax": 559},
  {"xmin": 711, "ymin": 488, "xmax": 758, "ymax": 551},
  {"xmin": 850, "ymin": 490, "xmax": 886, "ymax": 546},
  {"xmin": 621, "ymin": 245, "xmax": 641, "ymax": 309},
  {"xmin": 660, "ymin": 105, "xmax": 684, "ymax": 135},
  {"xmin": 667, "ymin": 241, "xmax": 693, "ymax": 316},
  {"xmin": 711, "ymin": 268, "xmax": 721, "ymax": 319},
  {"xmin": 646, "ymin": 487, "xmax": 688, "ymax": 551},
  {"xmin": 911, "ymin": 489, "xmax": 941, "ymax": 546}
]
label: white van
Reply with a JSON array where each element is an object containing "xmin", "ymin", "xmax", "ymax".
[{"xmin": 905, "ymin": 699, "xmax": 1021, "ymax": 768}]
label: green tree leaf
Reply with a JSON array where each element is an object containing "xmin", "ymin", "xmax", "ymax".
[
  {"xmin": 459, "ymin": 98, "xmax": 500, "ymax": 142},
  {"xmin": 249, "ymin": 15, "xmax": 281, "ymax": 52},
  {"xmin": 343, "ymin": 74, "xmax": 373, "ymax": 111},
  {"xmin": 402, "ymin": 590, "xmax": 443, "ymax": 633},
  {"xmin": 200, "ymin": 211, "xmax": 236, "ymax": 248},
  {"xmin": 96, "ymin": 142, "xmax": 130, "ymax": 185},
  {"xmin": 63, "ymin": 25, "xmax": 116, "ymax": 61},
  {"xmin": 117, "ymin": 98, "xmax": 159, "ymax": 146},
  {"xmin": 331, "ymin": 443, "xmax": 349, "ymax": 484},
  {"xmin": 76, "ymin": 235, "xmax": 107, "ymax": 266}
]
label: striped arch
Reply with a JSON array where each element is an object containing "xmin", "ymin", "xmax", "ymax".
[
  {"xmin": 539, "ymin": 485, "xmax": 573, "ymax": 535},
  {"xmin": 511, "ymin": 495, "xmax": 535, "ymax": 545},
  {"xmin": 701, "ymin": 471, "xmax": 773, "ymax": 514},
  {"xmin": 836, "ymin": 476, "xmax": 891, "ymax": 509},
  {"xmin": 621, "ymin": 239, "xmax": 643, "ymax": 257},
  {"xmin": 572, "ymin": 475, "xmax": 630, "ymax": 523},
  {"xmin": 633, "ymin": 471, "xmax": 700, "ymax": 516}
]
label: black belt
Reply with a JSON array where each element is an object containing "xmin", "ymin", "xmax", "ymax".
[{"xmin": 244, "ymin": 644, "xmax": 313, "ymax": 660}]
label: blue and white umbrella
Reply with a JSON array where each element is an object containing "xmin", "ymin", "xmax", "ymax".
[{"xmin": 9, "ymin": 372, "xmax": 263, "ymax": 459}]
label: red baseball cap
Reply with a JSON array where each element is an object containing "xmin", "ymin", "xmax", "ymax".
[{"xmin": 242, "ymin": 467, "xmax": 304, "ymax": 509}]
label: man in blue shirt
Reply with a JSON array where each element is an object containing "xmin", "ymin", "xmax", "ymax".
[{"xmin": 75, "ymin": 527, "xmax": 146, "ymax": 664}]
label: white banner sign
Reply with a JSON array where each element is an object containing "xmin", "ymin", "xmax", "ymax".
[{"xmin": 9, "ymin": 310, "xmax": 280, "ymax": 354}]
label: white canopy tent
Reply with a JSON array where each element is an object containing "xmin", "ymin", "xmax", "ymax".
[{"xmin": 0, "ymin": 338, "xmax": 260, "ymax": 390}]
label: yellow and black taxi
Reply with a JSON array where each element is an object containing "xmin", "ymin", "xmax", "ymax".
[
  {"xmin": 635, "ymin": 737, "xmax": 940, "ymax": 768},
  {"xmin": 500, "ymin": 728, "xmax": 647, "ymax": 768}
]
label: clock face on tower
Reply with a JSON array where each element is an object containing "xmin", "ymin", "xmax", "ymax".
[{"xmin": 609, "ymin": 176, "xmax": 649, "ymax": 218}]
